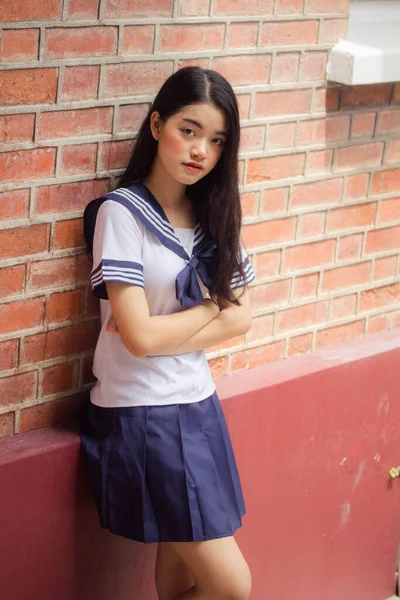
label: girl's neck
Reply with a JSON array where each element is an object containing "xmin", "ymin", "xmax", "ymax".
[{"xmin": 143, "ymin": 157, "xmax": 187, "ymax": 210}]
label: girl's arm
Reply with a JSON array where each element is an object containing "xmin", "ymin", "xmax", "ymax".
[
  {"xmin": 152, "ymin": 288, "xmax": 252, "ymax": 355},
  {"xmin": 106, "ymin": 281, "xmax": 220, "ymax": 358}
]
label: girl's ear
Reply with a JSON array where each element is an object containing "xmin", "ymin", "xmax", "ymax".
[{"xmin": 149, "ymin": 111, "xmax": 162, "ymax": 141}]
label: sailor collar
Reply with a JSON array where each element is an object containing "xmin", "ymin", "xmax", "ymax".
[{"xmin": 84, "ymin": 182, "xmax": 218, "ymax": 308}]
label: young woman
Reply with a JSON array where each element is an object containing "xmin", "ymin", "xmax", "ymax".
[{"xmin": 82, "ymin": 66, "xmax": 255, "ymax": 600}]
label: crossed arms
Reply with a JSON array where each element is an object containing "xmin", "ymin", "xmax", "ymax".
[{"xmin": 106, "ymin": 281, "xmax": 253, "ymax": 358}]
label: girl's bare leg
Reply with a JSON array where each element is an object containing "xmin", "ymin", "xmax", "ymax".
[
  {"xmin": 171, "ymin": 536, "xmax": 251, "ymax": 600},
  {"xmin": 155, "ymin": 542, "xmax": 195, "ymax": 600}
]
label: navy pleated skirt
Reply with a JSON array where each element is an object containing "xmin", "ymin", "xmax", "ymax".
[{"xmin": 80, "ymin": 391, "xmax": 246, "ymax": 543}]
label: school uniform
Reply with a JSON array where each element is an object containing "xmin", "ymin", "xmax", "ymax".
[{"xmin": 81, "ymin": 182, "xmax": 255, "ymax": 544}]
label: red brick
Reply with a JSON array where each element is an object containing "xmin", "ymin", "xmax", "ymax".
[
  {"xmin": 300, "ymin": 51, "xmax": 327, "ymax": 81},
  {"xmin": 61, "ymin": 144, "xmax": 97, "ymax": 176},
  {"xmin": 0, "ymin": 0, "xmax": 62, "ymax": 22},
  {"xmin": 51, "ymin": 219, "xmax": 85, "ymax": 250},
  {"xmin": 215, "ymin": 0, "xmax": 273, "ymax": 15},
  {"xmin": 160, "ymin": 24, "xmax": 224, "ymax": 52},
  {"xmin": 68, "ymin": 0, "xmax": 99, "ymax": 19},
  {"xmin": 83, "ymin": 355, "xmax": 96, "ymax": 384},
  {"xmin": 39, "ymin": 107, "xmax": 113, "ymax": 140},
  {"xmin": 292, "ymin": 273, "xmax": 319, "ymax": 298},
  {"xmin": 177, "ymin": 58, "xmax": 209, "ymax": 70},
  {"xmin": 42, "ymin": 362, "xmax": 78, "ymax": 396},
  {"xmin": 0, "ymin": 340, "xmax": 19, "ymax": 371},
  {"xmin": 253, "ymin": 250, "xmax": 281, "ymax": 278},
  {"xmin": 341, "ymin": 84, "xmax": 392, "ymax": 108},
  {"xmin": 271, "ymin": 52, "xmax": 300, "ymax": 83},
  {"xmin": 100, "ymin": 140, "xmax": 133, "ymax": 170},
  {"xmin": 371, "ymin": 169, "xmax": 400, "ymax": 195},
  {"xmin": 240, "ymin": 126, "xmax": 266, "ymax": 152},
  {"xmin": 47, "ymin": 290, "xmax": 82, "ymax": 323},
  {"xmin": 208, "ymin": 356, "xmax": 228, "ymax": 379},
  {"xmin": 237, "ymin": 94, "xmax": 251, "ymax": 120},
  {"xmin": 229, "ymin": 341, "xmax": 285, "ymax": 372},
  {"xmin": 175, "ymin": 0, "xmax": 210, "ymax": 16},
  {"xmin": 103, "ymin": 0, "xmax": 172, "ymax": 17},
  {"xmin": 116, "ymin": 103, "xmax": 150, "ymax": 133},
  {"xmin": 261, "ymin": 188, "xmax": 288, "ymax": 215},
  {"xmin": 297, "ymin": 213, "xmax": 325, "ymax": 238},
  {"xmin": 61, "ymin": 65, "xmax": 100, "ymax": 102},
  {"xmin": 0, "ymin": 223, "xmax": 49, "ymax": 259},
  {"xmin": 393, "ymin": 83, "xmax": 400, "ymax": 104},
  {"xmin": 291, "ymin": 178, "xmax": 343, "ymax": 208},
  {"xmin": 306, "ymin": 149, "xmax": 333, "ymax": 175},
  {"xmin": 249, "ymin": 280, "xmax": 291, "ymax": 309},
  {"xmin": 331, "ymin": 294, "xmax": 357, "ymax": 319},
  {"xmin": 308, "ymin": 0, "xmax": 349, "ymax": 14},
  {"xmin": 104, "ymin": 61, "xmax": 173, "ymax": 97},
  {"xmin": 229, "ymin": 22, "xmax": 258, "ymax": 48},
  {"xmin": 368, "ymin": 314, "xmax": 391, "ymax": 335},
  {"xmin": 28, "ymin": 254, "xmax": 90, "ymax": 290},
  {"xmin": 337, "ymin": 234, "xmax": 363, "ymax": 261},
  {"xmin": 0, "ymin": 189, "xmax": 29, "ymax": 220},
  {"xmin": 208, "ymin": 335, "xmax": 244, "ymax": 354},
  {"xmin": 0, "ymin": 371, "xmax": 37, "ymax": 408},
  {"xmin": 275, "ymin": 0, "xmax": 304, "ymax": 14},
  {"xmin": 386, "ymin": 140, "xmax": 400, "ymax": 164},
  {"xmin": 288, "ymin": 332, "xmax": 313, "ymax": 357},
  {"xmin": 0, "ymin": 265, "xmax": 25, "ymax": 298},
  {"xmin": 393, "ymin": 311, "xmax": 400, "ymax": 328},
  {"xmin": 255, "ymin": 89, "xmax": 312, "ymax": 117},
  {"xmin": 373, "ymin": 256, "xmax": 397, "ymax": 280},
  {"xmin": 378, "ymin": 198, "xmax": 400, "ymax": 223},
  {"xmin": 212, "ymin": 55, "xmax": 272, "ymax": 86},
  {"xmin": 23, "ymin": 321, "xmax": 99, "ymax": 363},
  {"xmin": 319, "ymin": 18, "xmax": 348, "ymax": 43},
  {"xmin": 283, "ymin": 240, "xmax": 335, "ymax": 272},
  {"xmin": 35, "ymin": 180, "xmax": 108, "ymax": 215},
  {"xmin": 351, "ymin": 112, "xmax": 376, "ymax": 138},
  {"xmin": 261, "ymin": 20, "xmax": 318, "ymax": 46},
  {"xmin": 0, "ymin": 298, "xmax": 44, "ymax": 335},
  {"xmin": 246, "ymin": 314, "xmax": 274, "ymax": 341},
  {"xmin": 316, "ymin": 320, "xmax": 365, "ymax": 349},
  {"xmin": 297, "ymin": 116, "xmax": 350, "ymax": 146},
  {"xmin": 45, "ymin": 27, "xmax": 117, "ymax": 59},
  {"xmin": 0, "ymin": 68, "xmax": 57, "ymax": 106},
  {"xmin": 0, "ymin": 148, "xmax": 56, "ymax": 183},
  {"xmin": 277, "ymin": 300, "xmax": 329, "ymax": 333},
  {"xmin": 365, "ymin": 226, "xmax": 400, "ymax": 254},
  {"xmin": 376, "ymin": 109, "xmax": 400, "ymax": 135},
  {"xmin": 20, "ymin": 394, "xmax": 84, "ymax": 432},
  {"xmin": 313, "ymin": 86, "xmax": 341, "ymax": 112},
  {"xmin": 327, "ymin": 202, "xmax": 377, "ymax": 232},
  {"xmin": 0, "ymin": 413, "xmax": 14, "ymax": 439},
  {"xmin": 122, "ymin": 25, "xmax": 155, "ymax": 55},
  {"xmin": 322, "ymin": 261, "xmax": 371, "ymax": 292},
  {"xmin": 335, "ymin": 143, "xmax": 383, "ymax": 172},
  {"xmin": 0, "ymin": 29, "xmax": 39, "ymax": 61},
  {"xmin": 360, "ymin": 282, "xmax": 400, "ymax": 312},
  {"xmin": 247, "ymin": 153, "xmax": 305, "ymax": 183},
  {"xmin": 242, "ymin": 217, "xmax": 296, "ymax": 249},
  {"xmin": 267, "ymin": 122, "xmax": 296, "ymax": 150},
  {"xmin": 0, "ymin": 114, "xmax": 35, "ymax": 144},
  {"xmin": 240, "ymin": 192, "xmax": 259, "ymax": 217},
  {"xmin": 344, "ymin": 173, "xmax": 369, "ymax": 200}
]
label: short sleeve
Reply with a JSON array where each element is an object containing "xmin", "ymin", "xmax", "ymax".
[
  {"xmin": 230, "ymin": 245, "xmax": 255, "ymax": 289},
  {"xmin": 90, "ymin": 200, "xmax": 144, "ymax": 299}
]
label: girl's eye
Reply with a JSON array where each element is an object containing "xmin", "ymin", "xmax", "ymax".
[
  {"xmin": 212, "ymin": 138, "xmax": 224, "ymax": 147},
  {"xmin": 181, "ymin": 128, "xmax": 195, "ymax": 136}
]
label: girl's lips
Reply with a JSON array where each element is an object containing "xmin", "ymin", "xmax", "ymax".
[{"xmin": 183, "ymin": 162, "xmax": 203, "ymax": 172}]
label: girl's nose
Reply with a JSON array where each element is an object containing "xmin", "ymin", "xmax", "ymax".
[{"xmin": 191, "ymin": 141, "xmax": 207, "ymax": 160}]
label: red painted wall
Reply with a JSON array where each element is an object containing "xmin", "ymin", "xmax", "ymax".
[{"xmin": 1, "ymin": 328, "xmax": 400, "ymax": 600}]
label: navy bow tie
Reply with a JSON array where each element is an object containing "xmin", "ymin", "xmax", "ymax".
[{"xmin": 175, "ymin": 238, "xmax": 218, "ymax": 308}]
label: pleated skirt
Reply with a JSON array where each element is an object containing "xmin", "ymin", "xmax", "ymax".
[{"xmin": 80, "ymin": 391, "xmax": 246, "ymax": 543}]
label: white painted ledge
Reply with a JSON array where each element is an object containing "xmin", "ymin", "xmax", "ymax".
[{"xmin": 327, "ymin": 1, "xmax": 400, "ymax": 85}]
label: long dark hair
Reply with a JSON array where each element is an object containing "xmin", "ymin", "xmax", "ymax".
[{"xmin": 119, "ymin": 66, "xmax": 245, "ymax": 305}]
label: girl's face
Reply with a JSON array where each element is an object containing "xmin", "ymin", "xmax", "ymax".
[{"xmin": 150, "ymin": 102, "xmax": 227, "ymax": 185}]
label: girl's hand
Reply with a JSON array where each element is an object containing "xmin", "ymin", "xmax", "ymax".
[{"xmin": 106, "ymin": 315, "xmax": 120, "ymax": 335}]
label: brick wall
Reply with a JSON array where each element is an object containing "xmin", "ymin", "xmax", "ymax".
[{"xmin": 0, "ymin": 0, "xmax": 399, "ymax": 437}]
